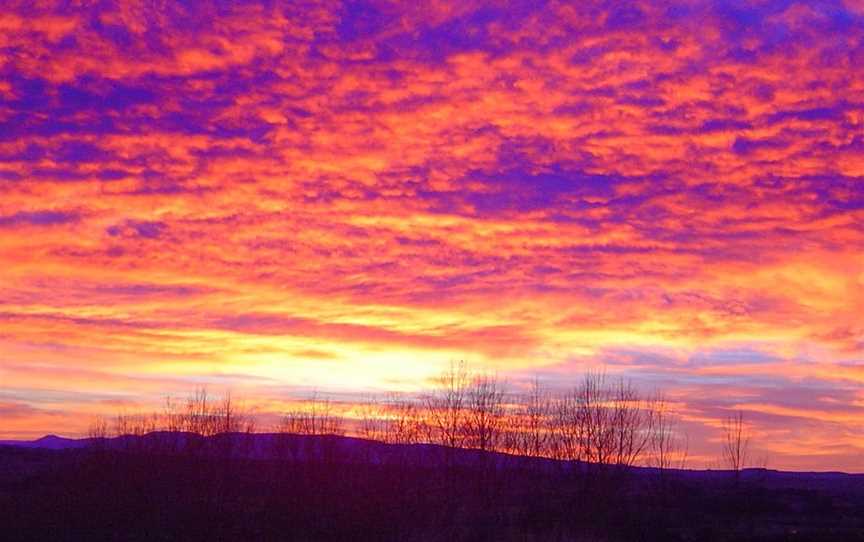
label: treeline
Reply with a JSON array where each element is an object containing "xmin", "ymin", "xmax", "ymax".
[
  {"xmin": 357, "ymin": 363, "xmax": 690, "ymax": 474},
  {"xmin": 5, "ymin": 365, "xmax": 803, "ymax": 542},
  {"xmin": 90, "ymin": 363, "xmax": 699, "ymax": 474},
  {"xmin": 91, "ymin": 387, "xmax": 256, "ymax": 439}
]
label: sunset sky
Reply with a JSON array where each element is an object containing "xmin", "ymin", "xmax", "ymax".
[{"xmin": 1, "ymin": 0, "xmax": 862, "ymax": 471}]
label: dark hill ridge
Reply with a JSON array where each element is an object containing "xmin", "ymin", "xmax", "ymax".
[
  {"xmin": 2, "ymin": 431, "xmax": 862, "ymax": 492},
  {"xmin": 2, "ymin": 433, "xmax": 863, "ymax": 541}
]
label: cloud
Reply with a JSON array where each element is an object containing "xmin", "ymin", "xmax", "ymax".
[
  {"xmin": 0, "ymin": 210, "xmax": 80, "ymax": 227},
  {"xmin": 106, "ymin": 220, "xmax": 167, "ymax": 239},
  {"xmin": 0, "ymin": 0, "xmax": 861, "ymax": 470}
]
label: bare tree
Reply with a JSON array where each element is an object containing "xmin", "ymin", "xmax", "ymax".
[
  {"xmin": 273, "ymin": 393, "xmax": 344, "ymax": 467},
  {"xmin": 722, "ymin": 410, "xmax": 751, "ymax": 480},
  {"xmin": 87, "ymin": 416, "xmax": 110, "ymax": 451},
  {"xmin": 159, "ymin": 391, "xmax": 205, "ymax": 454},
  {"xmin": 647, "ymin": 393, "xmax": 688, "ymax": 485},
  {"xmin": 183, "ymin": 387, "xmax": 215, "ymax": 436},
  {"xmin": 113, "ymin": 411, "xmax": 161, "ymax": 453},
  {"xmin": 358, "ymin": 395, "xmax": 387, "ymax": 442},
  {"xmin": 210, "ymin": 392, "xmax": 256, "ymax": 458},
  {"xmin": 88, "ymin": 416, "xmax": 109, "ymax": 439},
  {"xmin": 127, "ymin": 387, "xmax": 255, "ymax": 454},
  {"xmin": 521, "ymin": 378, "xmax": 552, "ymax": 457},
  {"xmin": 549, "ymin": 391, "xmax": 581, "ymax": 461},
  {"xmin": 279, "ymin": 393, "xmax": 344, "ymax": 436},
  {"xmin": 382, "ymin": 394, "xmax": 423, "ymax": 445},
  {"xmin": 573, "ymin": 371, "xmax": 613, "ymax": 465},
  {"xmin": 212, "ymin": 391, "xmax": 255, "ymax": 434},
  {"xmin": 547, "ymin": 372, "xmax": 653, "ymax": 469},
  {"xmin": 464, "ymin": 372, "xmax": 505, "ymax": 452},
  {"xmin": 504, "ymin": 378, "xmax": 552, "ymax": 457},
  {"xmin": 115, "ymin": 411, "xmax": 159, "ymax": 438},
  {"xmin": 423, "ymin": 361, "xmax": 470, "ymax": 449},
  {"xmin": 163, "ymin": 395, "xmax": 184, "ymax": 433},
  {"xmin": 609, "ymin": 378, "xmax": 651, "ymax": 468}
]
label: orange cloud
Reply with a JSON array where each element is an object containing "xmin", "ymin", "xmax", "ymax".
[{"xmin": 0, "ymin": 0, "xmax": 862, "ymax": 471}]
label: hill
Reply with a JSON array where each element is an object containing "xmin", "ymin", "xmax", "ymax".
[{"xmin": 1, "ymin": 433, "xmax": 863, "ymax": 541}]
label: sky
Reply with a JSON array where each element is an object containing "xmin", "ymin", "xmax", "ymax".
[{"xmin": 0, "ymin": 0, "xmax": 862, "ymax": 472}]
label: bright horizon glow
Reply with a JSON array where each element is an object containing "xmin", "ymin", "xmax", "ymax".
[{"xmin": 0, "ymin": 0, "xmax": 862, "ymax": 472}]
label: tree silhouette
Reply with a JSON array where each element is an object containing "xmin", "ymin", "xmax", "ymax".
[
  {"xmin": 722, "ymin": 410, "xmax": 751, "ymax": 482},
  {"xmin": 423, "ymin": 360, "xmax": 470, "ymax": 450}
]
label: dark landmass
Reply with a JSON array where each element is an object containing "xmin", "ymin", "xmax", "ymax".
[{"xmin": 1, "ymin": 433, "xmax": 862, "ymax": 542}]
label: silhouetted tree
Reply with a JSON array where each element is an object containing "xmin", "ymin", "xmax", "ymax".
[
  {"xmin": 383, "ymin": 394, "xmax": 422, "ymax": 445},
  {"xmin": 722, "ymin": 410, "xmax": 751, "ymax": 482},
  {"xmin": 647, "ymin": 393, "xmax": 688, "ymax": 490},
  {"xmin": 609, "ymin": 377, "xmax": 651, "ymax": 468},
  {"xmin": 546, "ymin": 371, "xmax": 655, "ymax": 473},
  {"xmin": 87, "ymin": 416, "xmax": 110, "ymax": 451},
  {"xmin": 464, "ymin": 372, "xmax": 505, "ymax": 452},
  {"xmin": 423, "ymin": 361, "xmax": 470, "ymax": 450},
  {"xmin": 280, "ymin": 392, "xmax": 344, "ymax": 436},
  {"xmin": 513, "ymin": 377, "xmax": 552, "ymax": 457},
  {"xmin": 358, "ymin": 395, "xmax": 387, "ymax": 442}
]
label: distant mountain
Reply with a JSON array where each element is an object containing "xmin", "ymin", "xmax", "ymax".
[{"xmin": 0, "ymin": 434, "xmax": 88, "ymax": 450}]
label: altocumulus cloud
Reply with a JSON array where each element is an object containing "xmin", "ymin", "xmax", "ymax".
[{"xmin": 0, "ymin": 0, "xmax": 861, "ymax": 470}]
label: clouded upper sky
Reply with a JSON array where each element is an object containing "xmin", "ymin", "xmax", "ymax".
[{"xmin": 1, "ymin": 0, "xmax": 862, "ymax": 471}]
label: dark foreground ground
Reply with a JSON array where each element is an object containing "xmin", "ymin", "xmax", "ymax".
[{"xmin": 1, "ymin": 434, "xmax": 862, "ymax": 542}]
